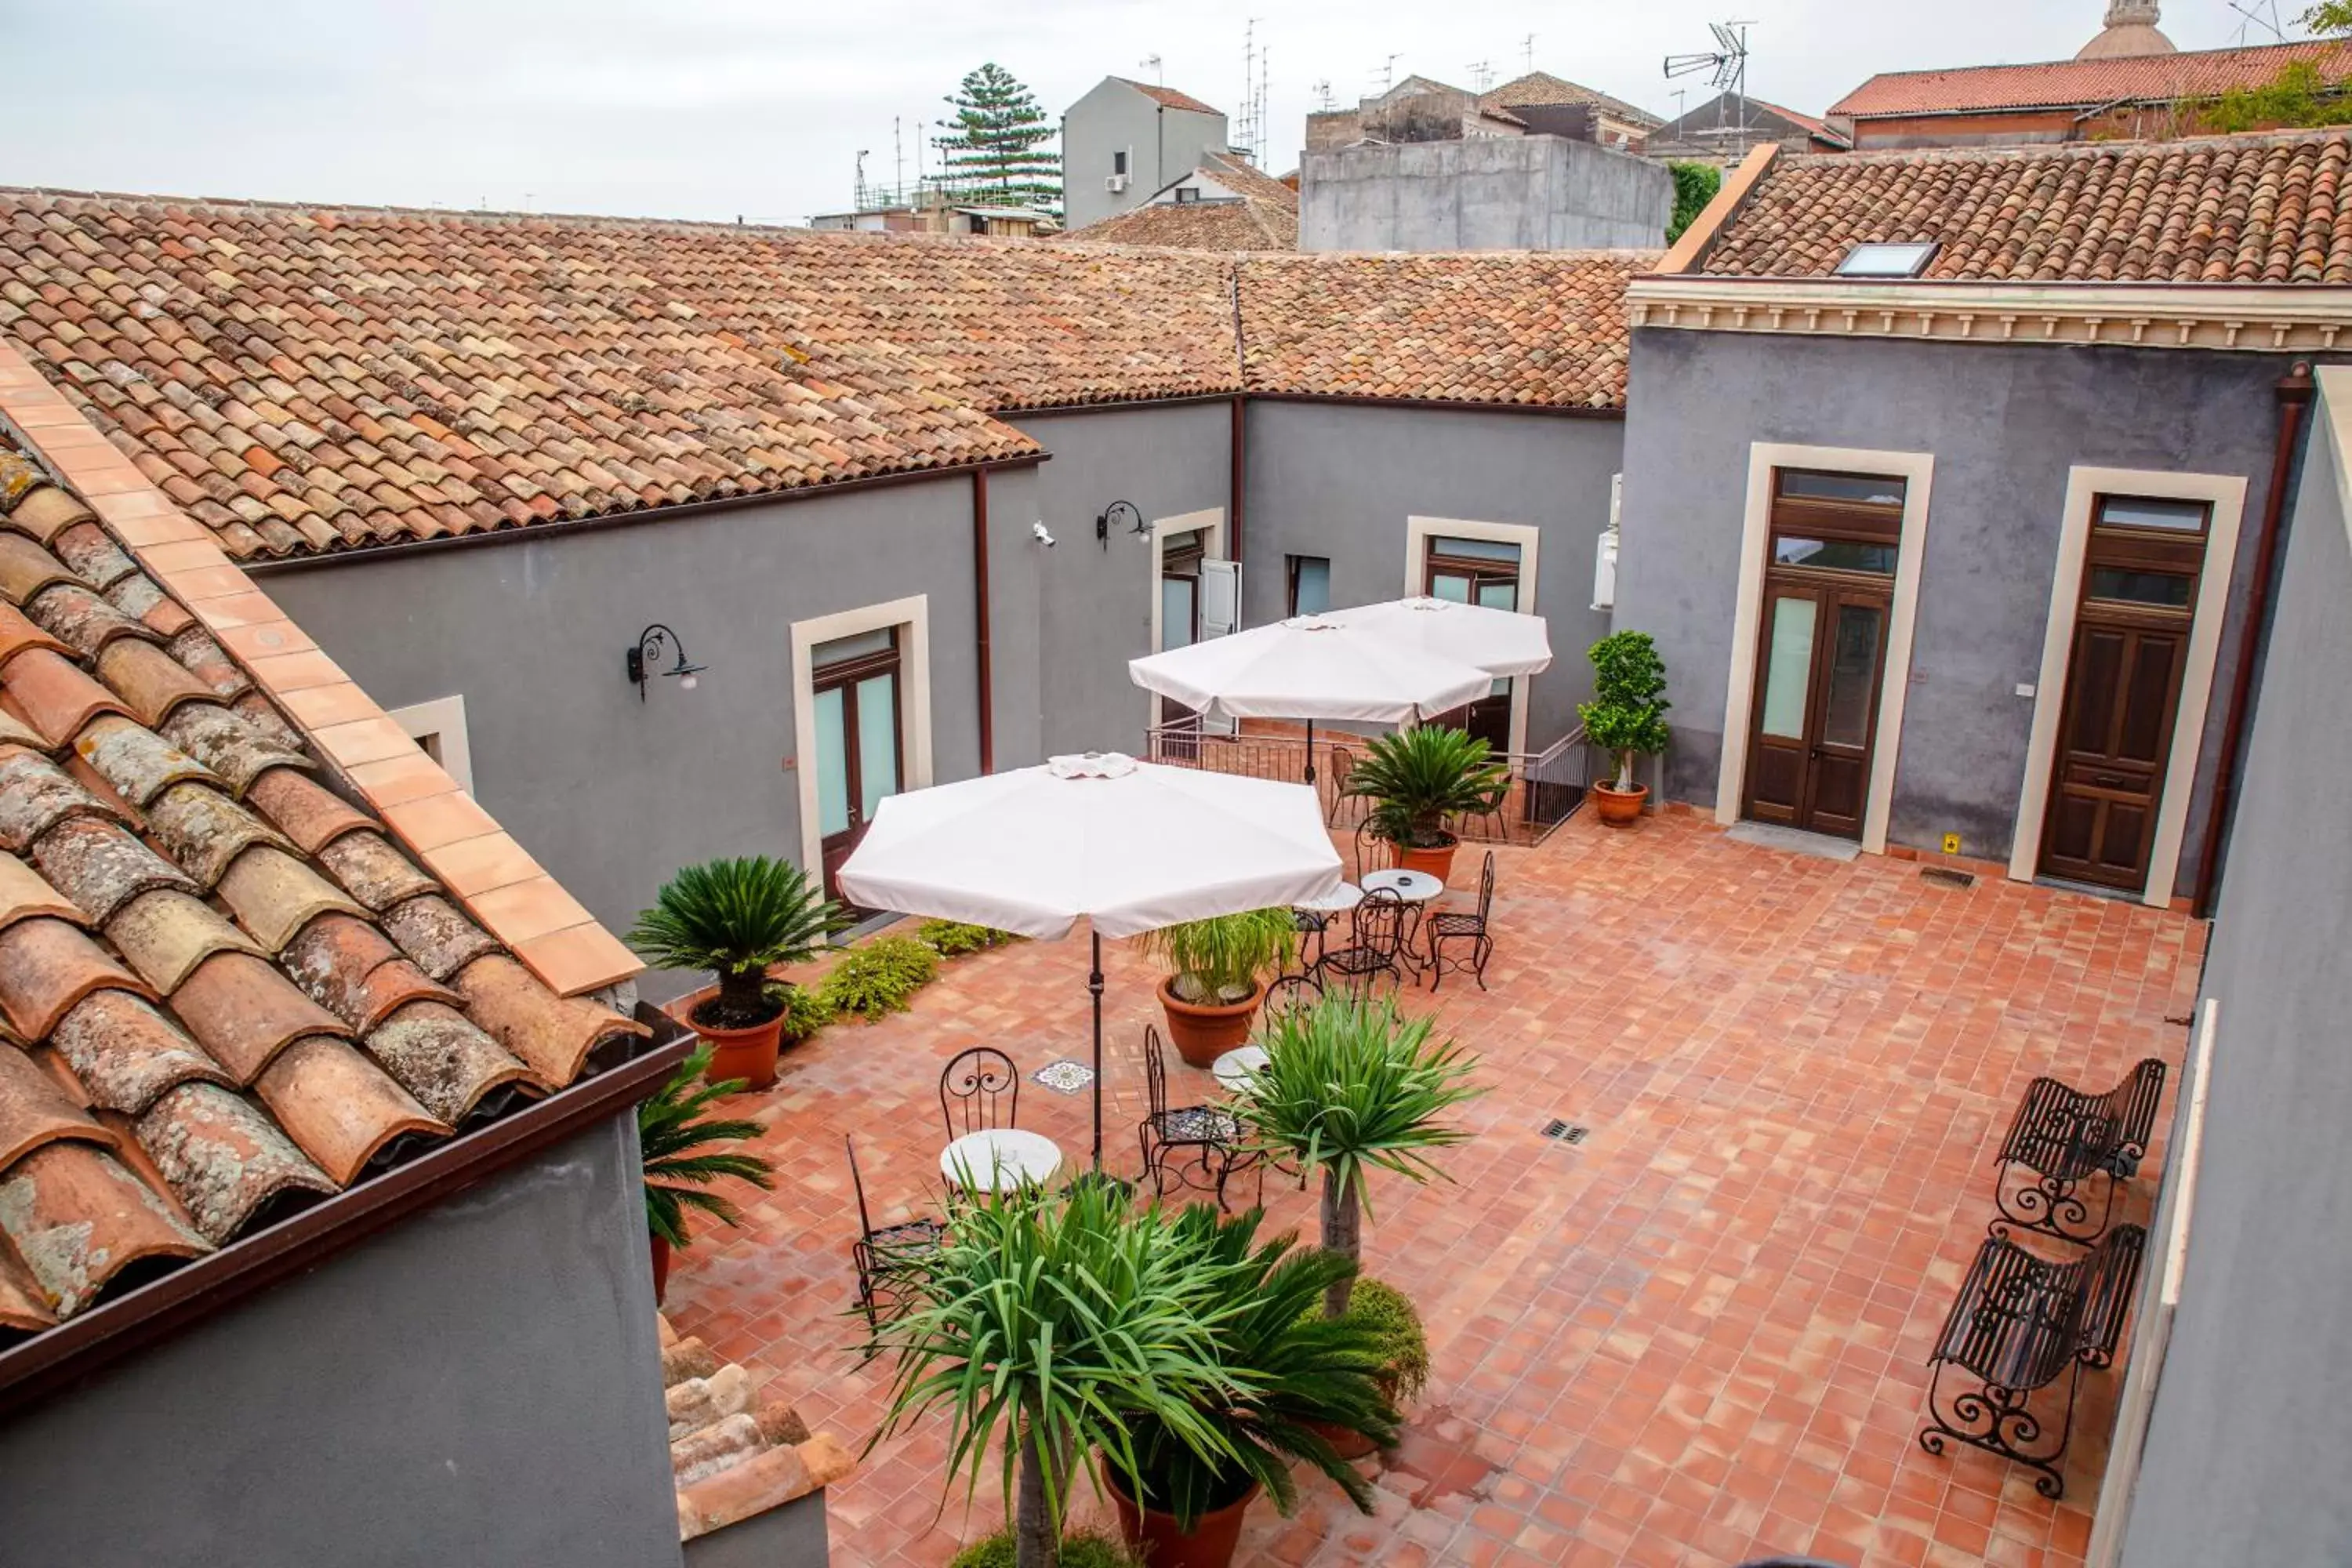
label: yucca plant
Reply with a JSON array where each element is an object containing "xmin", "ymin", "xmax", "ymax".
[
  {"xmin": 626, "ymin": 856, "xmax": 842, "ymax": 1028},
  {"xmin": 1236, "ymin": 990, "xmax": 1483, "ymax": 1316},
  {"xmin": 639, "ymin": 1044, "xmax": 775, "ymax": 1248},
  {"xmin": 865, "ymin": 1181, "xmax": 1243, "ymax": 1568},
  {"xmin": 1343, "ymin": 725, "xmax": 1509, "ymax": 850},
  {"xmin": 1139, "ymin": 908, "xmax": 1296, "ymax": 1004},
  {"xmin": 1118, "ymin": 1205, "xmax": 1398, "ymax": 1532}
]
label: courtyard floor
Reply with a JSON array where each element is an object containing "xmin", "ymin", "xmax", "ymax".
[{"xmin": 662, "ymin": 811, "xmax": 2203, "ymax": 1568}]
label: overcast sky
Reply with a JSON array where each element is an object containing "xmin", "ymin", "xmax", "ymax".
[{"xmin": 3, "ymin": 0, "xmax": 2313, "ymax": 225}]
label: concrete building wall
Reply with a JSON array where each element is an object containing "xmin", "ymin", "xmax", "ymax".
[
  {"xmin": 1062, "ymin": 80, "xmax": 1229, "ymax": 231},
  {"xmin": 0, "ymin": 1116, "xmax": 683, "ymax": 1568},
  {"xmin": 2118, "ymin": 379, "xmax": 2352, "ymax": 1567},
  {"xmin": 1005, "ymin": 404, "xmax": 1235, "ymax": 755},
  {"xmin": 1615, "ymin": 327, "xmax": 2293, "ymax": 876},
  {"xmin": 256, "ymin": 471, "xmax": 1043, "ymax": 997},
  {"xmin": 1300, "ymin": 136, "xmax": 1671, "ymax": 252},
  {"xmin": 1241, "ymin": 398, "xmax": 1624, "ymax": 749}
]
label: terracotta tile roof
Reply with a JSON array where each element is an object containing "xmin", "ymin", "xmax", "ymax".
[
  {"xmin": 1749, "ymin": 98, "xmax": 1849, "ymax": 147},
  {"xmin": 1199, "ymin": 151, "xmax": 1301, "ymax": 212},
  {"xmin": 1111, "ymin": 78, "xmax": 1222, "ymax": 116},
  {"xmin": 1482, "ymin": 71, "xmax": 1665, "ymax": 129},
  {"xmin": 0, "ymin": 416, "xmax": 649, "ymax": 1345},
  {"xmin": 1239, "ymin": 249, "xmax": 1655, "ymax": 409},
  {"xmin": 657, "ymin": 1310, "xmax": 854, "ymax": 1542},
  {"xmin": 1066, "ymin": 198, "xmax": 1297, "ymax": 251},
  {"xmin": 1831, "ymin": 38, "xmax": 2351, "ymax": 118},
  {"xmin": 1696, "ymin": 132, "xmax": 2352, "ymax": 283}
]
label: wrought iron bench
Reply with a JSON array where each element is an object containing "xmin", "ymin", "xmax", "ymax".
[
  {"xmin": 1993, "ymin": 1058, "xmax": 2165, "ymax": 1244},
  {"xmin": 1918, "ymin": 1222, "xmax": 2146, "ymax": 1499}
]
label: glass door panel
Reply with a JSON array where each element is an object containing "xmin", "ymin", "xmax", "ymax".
[
  {"xmin": 1820, "ymin": 602, "xmax": 1885, "ymax": 750},
  {"xmin": 1160, "ymin": 576, "xmax": 1197, "ymax": 650},
  {"xmin": 813, "ymin": 686, "xmax": 851, "ymax": 837},
  {"xmin": 1429, "ymin": 571, "xmax": 1472, "ymax": 604},
  {"xmin": 1759, "ymin": 595, "xmax": 1818, "ymax": 740},
  {"xmin": 855, "ymin": 673, "xmax": 899, "ymax": 818}
]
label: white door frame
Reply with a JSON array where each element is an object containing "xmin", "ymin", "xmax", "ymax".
[
  {"xmin": 1145, "ymin": 507, "xmax": 1226, "ymax": 733},
  {"xmin": 1715, "ymin": 443, "xmax": 1935, "ymax": 855},
  {"xmin": 790, "ymin": 594, "xmax": 934, "ymax": 877},
  {"xmin": 1405, "ymin": 515, "xmax": 1541, "ymax": 757},
  {"xmin": 2007, "ymin": 466, "xmax": 2248, "ymax": 907}
]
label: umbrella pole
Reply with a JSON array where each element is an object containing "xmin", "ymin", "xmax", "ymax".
[
  {"xmin": 1303, "ymin": 719, "xmax": 1316, "ymax": 787},
  {"xmin": 1090, "ymin": 929, "xmax": 1105, "ymax": 1170}
]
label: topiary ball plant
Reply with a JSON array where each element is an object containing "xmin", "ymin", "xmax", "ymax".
[{"xmin": 1577, "ymin": 630, "xmax": 1671, "ymax": 794}]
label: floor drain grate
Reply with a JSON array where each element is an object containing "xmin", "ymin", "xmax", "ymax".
[
  {"xmin": 1921, "ymin": 866, "xmax": 1977, "ymax": 889},
  {"xmin": 1539, "ymin": 1119, "xmax": 1590, "ymax": 1145}
]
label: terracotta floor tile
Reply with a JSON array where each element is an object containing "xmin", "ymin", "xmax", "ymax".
[{"xmin": 664, "ymin": 813, "xmax": 2199, "ymax": 1566}]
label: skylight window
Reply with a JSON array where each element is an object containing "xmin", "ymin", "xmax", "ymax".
[{"xmin": 1834, "ymin": 241, "xmax": 1939, "ymax": 278}]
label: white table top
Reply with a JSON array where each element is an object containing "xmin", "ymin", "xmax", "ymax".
[
  {"xmin": 1212, "ymin": 1044, "xmax": 1271, "ymax": 1093},
  {"xmin": 939, "ymin": 1128, "xmax": 1063, "ymax": 1192},
  {"xmin": 1361, "ymin": 868, "xmax": 1444, "ymax": 903},
  {"xmin": 1296, "ymin": 882, "xmax": 1364, "ymax": 913}
]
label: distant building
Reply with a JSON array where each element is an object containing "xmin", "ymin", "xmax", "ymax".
[
  {"xmin": 1305, "ymin": 75, "xmax": 1530, "ymax": 154},
  {"xmin": 1061, "ymin": 76, "xmax": 1230, "ymax": 231},
  {"xmin": 1065, "ymin": 151, "xmax": 1298, "ymax": 249},
  {"xmin": 808, "ymin": 192, "xmax": 1058, "ymax": 238},
  {"xmin": 1646, "ymin": 93, "xmax": 1850, "ymax": 164},
  {"xmin": 1831, "ymin": 2, "xmax": 2349, "ymax": 149},
  {"xmin": 1301, "ymin": 134, "xmax": 1670, "ymax": 253},
  {"xmin": 1481, "ymin": 71, "xmax": 1666, "ymax": 151}
]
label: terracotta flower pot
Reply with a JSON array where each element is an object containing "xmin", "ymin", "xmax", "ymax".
[
  {"xmin": 1104, "ymin": 1461, "xmax": 1260, "ymax": 1568},
  {"xmin": 1158, "ymin": 975, "xmax": 1265, "ymax": 1068},
  {"xmin": 1302, "ymin": 1416, "xmax": 1380, "ymax": 1461},
  {"xmin": 1393, "ymin": 834, "xmax": 1458, "ymax": 883},
  {"xmin": 648, "ymin": 1233, "xmax": 672, "ymax": 1305},
  {"xmin": 691, "ymin": 1002, "xmax": 787, "ymax": 1091},
  {"xmin": 1591, "ymin": 782, "xmax": 1649, "ymax": 829}
]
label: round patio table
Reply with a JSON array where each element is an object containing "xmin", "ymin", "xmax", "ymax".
[
  {"xmin": 1360, "ymin": 868, "xmax": 1445, "ymax": 978},
  {"xmin": 1295, "ymin": 882, "xmax": 1364, "ymax": 913},
  {"xmin": 939, "ymin": 1128, "xmax": 1063, "ymax": 1192},
  {"xmin": 1212, "ymin": 1044, "xmax": 1270, "ymax": 1094}
]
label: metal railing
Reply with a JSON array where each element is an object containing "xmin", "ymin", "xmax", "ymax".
[{"xmin": 1142, "ymin": 723, "xmax": 1590, "ymax": 846}]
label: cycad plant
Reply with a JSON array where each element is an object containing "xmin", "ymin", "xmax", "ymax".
[
  {"xmin": 627, "ymin": 856, "xmax": 841, "ymax": 1028},
  {"xmin": 865, "ymin": 1181, "xmax": 1238, "ymax": 1568},
  {"xmin": 1343, "ymin": 725, "xmax": 1510, "ymax": 851},
  {"xmin": 1119, "ymin": 1205, "xmax": 1397, "ymax": 1531},
  {"xmin": 639, "ymin": 1044, "xmax": 775, "ymax": 1248},
  {"xmin": 1140, "ymin": 908, "xmax": 1297, "ymax": 1004},
  {"xmin": 1236, "ymin": 990, "xmax": 1483, "ymax": 1315}
]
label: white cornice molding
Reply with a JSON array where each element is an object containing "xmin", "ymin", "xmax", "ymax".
[{"xmin": 1626, "ymin": 276, "xmax": 2352, "ymax": 354}]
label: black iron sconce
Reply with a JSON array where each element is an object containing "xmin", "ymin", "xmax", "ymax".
[
  {"xmin": 626, "ymin": 623, "xmax": 706, "ymax": 701},
  {"xmin": 1095, "ymin": 499, "xmax": 1144, "ymax": 551}
]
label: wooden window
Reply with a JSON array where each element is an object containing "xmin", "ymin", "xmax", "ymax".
[
  {"xmin": 811, "ymin": 628, "xmax": 905, "ymax": 904},
  {"xmin": 1287, "ymin": 554, "xmax": 1331, "ymax": 618}
]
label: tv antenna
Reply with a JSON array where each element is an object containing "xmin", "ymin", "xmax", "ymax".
[
  {"xmin": 1666, "ymin": 19, "xmax": 1753, "ymax": 129},
  {"xmin": 1313, "ymin": 78, "xmax": 1335, "ymax": 111},
  {"xmin": 1236, "ymin": 21, "xmax": 1267, "ymax": 162},
  {"xmin": 1139, "ymin": 53, "xmax": 1163, "ymax": 82},
  {"xmin": 1376, "ymin": 53, "xmax": 1402, "ymax": 93},
  {"xmin": 2226, "ymin": 0, "xmax": 2285, "ymax": 43},
  {"xmin": 1520, "ymin": 34, "xmax": 1536, "ymax": 72},
  {"xmin": 1468, "ymin": 59, "xmax": 1494, "ymax": 92}
]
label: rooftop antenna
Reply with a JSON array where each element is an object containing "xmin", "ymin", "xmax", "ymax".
[
  {"xmin": 1236, "ymin": 21, "xmax": 1265, "ymax": 161},
  {"xmin": 1313, "ymin": 78, "xmax": 1335, "ymax": 111},
  {"xmin": 1665, "ymin": 20, "xmax": 1754, "ymax": 134},
  {"xmin": 1520, "ymin": 34, "xmax": 1536, "ymax": 73},
  {"xmin": 1468, "ymin": 59, "xmax": 1494, "ymax": 92},
  {"xmin": 894, "ymin": 118, "xmax": 905, "ymax": 204},
  {"xmin": 1671, "ymin": 88, "xmax": 1688, "ymax": 127},
  {"xmin": 1377, "ymin": 53, "xmax": 1401, "ymax": 93},
  {"xmin": 853, "ymin": 149, "xmax": 871, "ymax": 209},
  {"xmin": 1140, "ymin": 52, "xmax": 1163, "ymax": 82},
  {"xmin": 2227, "ymin": 0, "xmax": 2285, "ymax": 42}
]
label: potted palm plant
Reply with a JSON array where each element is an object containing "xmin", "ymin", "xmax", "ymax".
[
  {"xmin": 1103, "ymin": 1206, "xmax": 1396, "ymax": 1568},
  {"xmin": 865, "ymin": 1181, "xmax": 1243, "ymax": 1568},
  {"xmin": 1343, "ymin": 725, "xmax": 1509, "ymax": 883},
  {"xmin": 627, "ymin": 856, "xmax": 840, "ymax": 1090},
  {"xmin": 1142, "ymin": 909, "xmax": 1297, "ymax": 1067},
  {"xmin": 639, "ymin": 1043, "xmax": 775, "ymax": 1303},
  {"xmin": 1235, "ymin": 990, "xmax": 1480, "ymax": 1453},
  {"xmin": 1577, "ymin": 630, "xmax": 1671, "ymax": 829}
]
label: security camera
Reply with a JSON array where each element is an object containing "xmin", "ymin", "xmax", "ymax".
[{"xmin": 1031, "ymin": 521, "xmax": 1056, "ymax": 547}]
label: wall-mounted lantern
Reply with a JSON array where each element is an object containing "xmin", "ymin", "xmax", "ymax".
[
  {"xmin": 626, "ymin": 623, "xmax": 706, "ymax": 701},
  {"xmin": 1095, "ymin": 499, "xmax": 1145, "ymax": 551}
]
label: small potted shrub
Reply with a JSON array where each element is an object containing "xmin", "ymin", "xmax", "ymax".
[
  {"xmin": 639, "ymin": 1043, "xmax": 775, "ymax": 1303},
  {"xmin": 627, "ymin": 856, "xmax": 841, "ymax": 1090},
  {"xmin": 1343, "ymin": 725, "xmax": 1509, "ymax": 883},
  {"xmin": 1577, "ymin": 630, "xmax": 1671, "ymax": 829},
  {"xmin": 1142, "ymin": 909, "xmax": 1297, "ymax": 1068}
]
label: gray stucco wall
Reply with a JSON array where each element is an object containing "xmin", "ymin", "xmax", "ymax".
[
  {"xmin": 1240, "ymin": 398, "xmax": 1624, "ymax": 749},
  {"xmin": 1060, "ymin": 80, "xmax": 1229, "ymax": 231},
  {"xmin": 2118, "ymin": 390, "xmax": 2352, "ymax": 1566},
  {"xmin": 684, "ymin": 1493, "xmax": 829, "ymax": 1568},
  {"xmin": 1617, "ymin": 328, "xmax": 2298, "ymax": 873},
  {"xmin": 1006, "ymin": 404, "xmax": 1234, "ymax": 754},
  {"xmin": 257, "ymin": 471, "xmax": 1044, "ymax": 999},
  {"xmin": 0, "ymin": 1115, "xmax": 681, "ymax": 1568},
  {"xmin": 1300, "ymin": 136, "xmax": 1671, "ymax": 252}
]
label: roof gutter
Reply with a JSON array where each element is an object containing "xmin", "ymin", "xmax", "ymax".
[
  {"xmin": 0, "ymin": 1006, "xmax": 694, "ymax": 1411},
  {"xmin": 1244, "ymin": 391, "xmax": 1625, "ymax": 421},
  {"xmin": 241, "ymin": 452, "xmax": 1051, "ymax": 578}
]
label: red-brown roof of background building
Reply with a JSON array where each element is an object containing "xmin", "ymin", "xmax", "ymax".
[
  {"xmin": 1110, "ymin": 78, "xmax": 1222, "ymax": 116},
  {"xmin": 1831, "ymin": 38, "xmax": 2350, "ymax": 118}
]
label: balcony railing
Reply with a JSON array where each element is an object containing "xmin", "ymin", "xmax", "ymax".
[{"xmin": 1142, "ymin": 722, "xmax": 1590, "ymax": 847}]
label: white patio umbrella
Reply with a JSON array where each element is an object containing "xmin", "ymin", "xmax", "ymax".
[
  {"xmin": 1127, "ymin": 614, "xmax": 1495, "ymax": 786},
  {"xmin": 835, "ymin": 753, "xmax": 1341, "ymax": 1167},
  {"xmin": 1321, "ymin": 596, "xmax": 1554, "ymax": 679}
]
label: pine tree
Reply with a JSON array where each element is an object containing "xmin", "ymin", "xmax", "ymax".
[{"xmin": 934, "ymin": 64, "xmax": 1062, "ymax": 217}]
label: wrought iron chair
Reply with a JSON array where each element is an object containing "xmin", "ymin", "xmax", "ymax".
[
  {"xmin": 1315, "ymin": 887, "xmax": 1409, "ymax": 992},
  {"xmin": 938, "ymin": 1046, "xmax": 1019, "ymax": 1141},
  {"xmin": 1461, "ymin": 778, "xmax": 1512, "ymax": 844},
  {"xmin": 1288, "ymin": 906, "xmax": 1330, "ymax": 974},
  {"xmin": 1262, "ymin": 970, "xmax": 1323, "ymax": 1017},
  {"xmin": 1137, "ymin": 1025, "xmax": 1248, "ymax": 1209},
  {"xmin": 1351, "ymin": 819, "xmax": 1390, "ymax": 883},
  {"xmin": 1992, "ymin": 1058, "xmax": 2167, "ymax": 1245},
  {"xmin": 1918, "ymin": 1222, "xmax": 2146, "ymax": 1499},
  {"xmin": 1424, "ymin": 851, "xmax": 1497, "ymax": 993},
  {"xmin": 846, "ymin": 1134, "xmax": 943, "ymax": 1330},
  {"xmin": 1325, "ymin": 745, "xmax": 1357, "ymax": 826}
]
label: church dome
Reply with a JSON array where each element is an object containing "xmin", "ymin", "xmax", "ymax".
[{"xmin": 2078, "ymin": 1, "xmax": 2176, "ymax": 59}]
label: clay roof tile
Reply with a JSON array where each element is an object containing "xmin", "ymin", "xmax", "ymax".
[
  {"xmin": 27, "ymin": 583, "xmax": 158, "ymax": 661},
  {"xmin": 0, "ymin": 916, "xmax": 151, "ymax": 1040},
  {"xmin": 158, "ymin": 702, "xmax": 310, "ymax": 794},
  {"xmin": 212, "ymin": 844, "xmax": 368, "ymax": 952},
  {"xmin": 0, "ymin": 1244, "xmax": 56, "ymax": 1334},
  {"xmin": 142, "ymin": 781, "xmax": 291, "ymax": 887},
  {"xmin": 381, "ymin": 895, "xmax": 501, "ymax": 982},
  {"xmin": 167, "ymin": 949, "xmax": 350, "ymax": 1083},
  {"xmin": 104, "ymin": 888, "xmax": 267, "ymax": 993},
  {"xmin": 0, "ymin": 853, "xmax": 82, "ymax": 934},
  {"xmin": 0, "ymin": 602, "xmax": 73, "ymax": 666},
  {"xmin": 165, "ymin": 628, "xmax": 252, "ymax": 700},
  {"xmin": 0, "ymin": 750, "xmax": 119, "ymax": 854},
  {"xmin": 0, "ymin": 1141, "xmax": 210, "ymax": 1316},
  {"xmin": 73, "ymin": 714, "xmax": 222, "ymax": 808},
  {"xmin": 131, "ymin": 1081, "xmax": 335, "ymax": 1244},
  {"xmin": 3, "ymin": 647, "xmax": 134, "ymax": 746},
  {"xmin": 0, "ymin": 535, "xmax": 80, "ymax": 608},
  {"xmin": 50, "ymin": 523, "xmax": 139, "ymax": 591},
  {"xmin": 252, "ymin": 1034, "xmax": 447, "ymax": 1185},
  {"xmin": 281, "ymin": 912, "xmax": 462, "ymax": 1033},
  {"xmin": 244, "ymin": 767, "xmax": 373, "ymax": 855},
  {"xmin": 315, "ymin": 829, "xmax": 437, "ymax": 911},
  {"xmin": 2, "ymin": 486, "xmax": 93, "ymax": 547},
  {"xmin": 0, "ymin": 1041, "xmax": 114, "ymax": 1167},
  {"xmin": 50, "ymin": 989, "xmax": 236, "ymax": 1114},
  {"xmin": 29, "ymin": 815, "xmax": 198, "ymax": 925},
  {"xmin": 453, "ymin": 953, "xmax": 648, "ymax": 1084},
  {"xmin": 94, "ymin": 638, "xmax": 217, "ymax": 729},
  {"xmin": 361, "ymin": 1000, "xmax": 535, "ymax": 1123}
]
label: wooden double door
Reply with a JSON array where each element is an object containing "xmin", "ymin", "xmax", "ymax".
[{"xmin": 1744, "ymin": 579, "xmax": 1892, "ymax": 840}]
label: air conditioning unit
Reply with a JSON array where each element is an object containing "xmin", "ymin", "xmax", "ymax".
[{"xmin": 1104, "ymin": 174, "xmax": 1130, "ymax": 193}]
